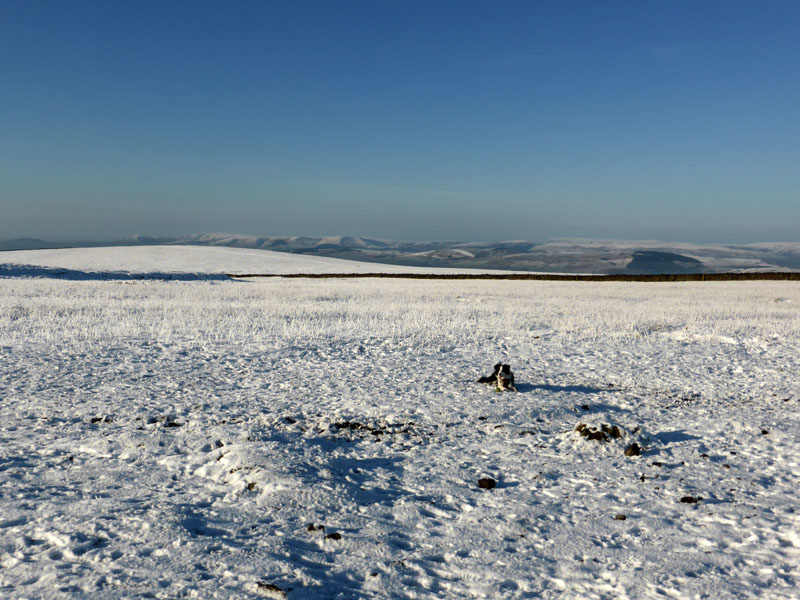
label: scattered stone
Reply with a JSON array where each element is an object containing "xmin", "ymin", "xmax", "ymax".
[
  {"xmin": 761, "ymin": 429, "xmax": 769, "ymax": 435},
  {"xmin": 624, "ymin": 443, "xmax": 641, "ymax": 456},
  {"xmin": 723, "ymin": 464, "xmax": 731, "ymax": 469},
  {"xmin": 325, "ymin": 532, "xmax": 342, "ymax": 540},
  {"xmin": 306, "ymin": 523, "xmax": 325, "ymax": 532},
  {"xmin": 246, "ymin": 482, "xmax": 257, "ymax": 492},
  {"xmin": 581, "ymin": 404, "xmax": 591, "ymax": 411},
  {"xmin": 651, "ymin": 461, "xmax": 663, "ymax": 467},
  {"xmin": 334, "ymin": 421, "xmax": 373, "ymax": 432},
  {"xmin": 283, "ymin": 416, "xmax": 297, "ymax": 424},
  {"xmin": 614, "ymin": 514, "xmax": 627, "ymax": 520},
  {"xmin": 478, "ymin": 477, "xmax": 496, "ymax": 490},
  {"xmin": 577, "ymin": 424, "xmax": 608, "ymax": 441},
  {"xmin": 679, "ymin": 496, "xmax": 702, "ymax": 504},
  {"xmin": 330, "ymin": 420, "xmax": 417, "ymax": 439},
  {"xmin": 700, "ymin": 453, "xmax": 709, "ymax": 459},
  {"xmin": 576, "ymin": 422, "xmax": 628, "ymax": 443},
  {"xmin": 255, "ymin": 581, "xmax": 286, "ymax": 598}
]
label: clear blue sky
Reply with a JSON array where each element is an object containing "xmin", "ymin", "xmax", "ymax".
[{"xmin": 2, "ymin": 0, "xmax": 798, "ymax": 243}]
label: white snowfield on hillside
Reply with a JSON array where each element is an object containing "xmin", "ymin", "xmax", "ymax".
[
  {"xmin": 1, "ymin": 249, "xmax": 799, "ymax": 599},
  {"xmin": 0, "ymin": 245, "xmax": 518, "ymax": 277}
]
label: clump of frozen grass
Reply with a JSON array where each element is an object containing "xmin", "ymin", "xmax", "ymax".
[{"xmin": 1, "ymin": 278, "xmax": 798, "ymax": 351}]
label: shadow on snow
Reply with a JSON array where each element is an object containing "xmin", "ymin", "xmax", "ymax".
[{"xmin": 516, "ymin": 382, "xmax": 614, "ymax": 395}]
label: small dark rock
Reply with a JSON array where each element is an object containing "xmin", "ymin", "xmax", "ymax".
[
  {"xmin": 334, "ymin": 421, "xmax": 372, "ymax": 432},
  {"xmin": 90, "ymin": 417, "xmax": 103, "ymax": 424},
  {"xmin": 574, "ymin": 423, "xmax": 587, "ymax": 433},
  {"xmin": 624, "ymin": 443, "xmax": 641, "ymax": 457},
  {"xmin": 614, "ymin": 514, "xmax": 627, "ymax": 520},
  {"xmin": 586, "ymin": 430, "xmax": 607, "ymax": 442},
  {"xmin": 283, "ymin": 416, "xmax": 297, "ymax": 424},
  {"xmin": 581, "ymin": 404, "xmax": 591, "ymax": 411},
  {"xmin": 325, "ymin": 532, "xmax": 342, "ymax": 540},
  {"xmin": 761, "ymin": 429, "xmax": 769, "ymax": 435},
  {"xmin": 651, "ymin": 461, "xmax": 663, "ymax": 467},
  {"xmin": 256, "ymin": 581, "xmax": 286, "ymax": 597},
  {"xmin": 478, "ymin": 477, "xmax": 496, "ymax": 489},
  {"xmin": 601, "ymin": 424, "xmax": 623, "ymax": 439},
  {"xmin": 679, "ymin": 496, "xmax": 702, "ymax": 504}
]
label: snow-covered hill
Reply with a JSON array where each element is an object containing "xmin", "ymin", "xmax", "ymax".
[
  {"xmin": 4, "ymin": 235, "xmax": 800, "ymax": 273},
  {"xmin": 0, "ymin": 245, "xmax": 517, "ymax": 278}
]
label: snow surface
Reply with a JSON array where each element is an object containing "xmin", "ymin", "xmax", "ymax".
[
  {"xmin": 0, "ymin": 245, "xmax": 514, "ymax": 277},
  {"xmin": 1, "ymin": 247, "xmax": 799, "ymax": 599}
]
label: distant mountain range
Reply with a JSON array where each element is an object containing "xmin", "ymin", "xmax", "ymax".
[{"xmin": 3, "ymin": 234, "xmax": 800, "ymax": 274}]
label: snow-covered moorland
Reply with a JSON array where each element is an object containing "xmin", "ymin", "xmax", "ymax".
[{"xmin": 1, "ymin": 270, "xmax": 799, "ymax": 598}]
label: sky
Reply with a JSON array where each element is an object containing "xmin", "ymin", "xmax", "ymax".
[{"xmin": 1, "ymin": 1, "xmax": 799, "ymax": 244}]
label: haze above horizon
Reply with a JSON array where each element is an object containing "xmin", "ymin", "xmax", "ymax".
[{"xmin": 2, "ymin": 1, "xmax": 799, "ymax": 244}]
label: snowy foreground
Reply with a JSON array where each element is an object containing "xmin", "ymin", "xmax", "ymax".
[{"xmin": 1, "ymin": 264, "xmax": 800, "ymax": 598}]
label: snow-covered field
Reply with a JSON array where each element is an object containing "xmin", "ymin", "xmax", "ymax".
[{"xmin": 1, "ymin": 248, "xmax": 799, "ymax": 599}]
